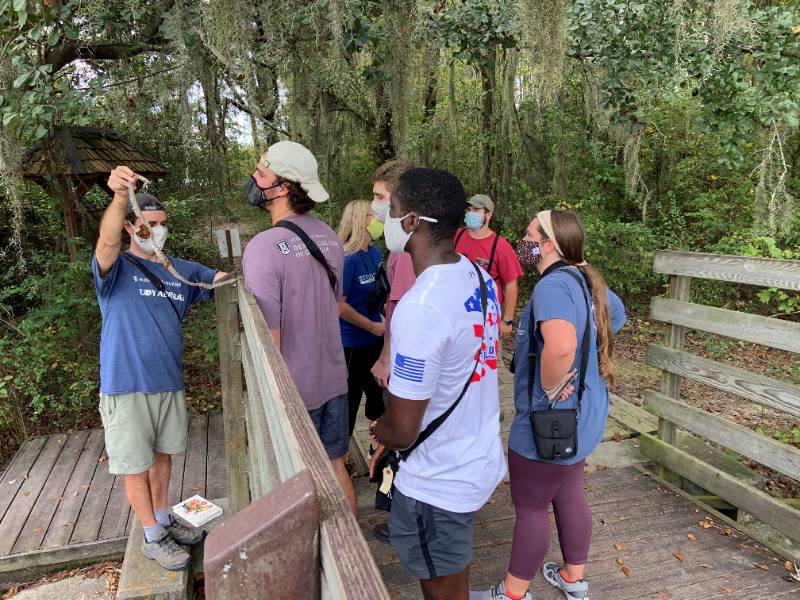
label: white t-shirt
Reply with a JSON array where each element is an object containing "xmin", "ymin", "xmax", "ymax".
[{"xmin": 389, "ymin": 255, "xmax": 507, "ymax": 513}]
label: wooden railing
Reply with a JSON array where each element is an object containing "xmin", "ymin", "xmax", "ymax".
[
  {"xmin": 641, "ymin": 250, "xmax": 800, "ymax": 555},
  {"xmin": 207, "ymin": 273, "xmax": 389, "ymax": 599}
]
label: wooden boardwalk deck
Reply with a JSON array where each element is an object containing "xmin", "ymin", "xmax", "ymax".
[
  {"xmin": 356, "ymin": 466, "xmax": 799, "ymax": 599},
  {"xmin": 0, "ymin": 412, "xmax": 226, "ymax": 585}
]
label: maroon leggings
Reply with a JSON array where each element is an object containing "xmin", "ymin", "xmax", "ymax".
[{"xmin": 507, "ymin": 449, "xmax": 592, "ymax": 580}]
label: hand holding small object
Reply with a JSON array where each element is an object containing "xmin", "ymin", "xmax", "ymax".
[{"xmin": 543, "ymin": 369, "xmax": 577, "ymax": 403}]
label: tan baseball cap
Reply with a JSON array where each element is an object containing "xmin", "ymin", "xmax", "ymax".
[
  {"xmin": 259, "ymin": 141, "xmax": 329, "ymax": 203},
  {"xmin": 467, "ymin": 193, "xmax": 494, "ymax": 212}
]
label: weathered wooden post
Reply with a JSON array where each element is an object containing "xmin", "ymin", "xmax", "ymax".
[
  {"xmin": 204, "ymin": 469, "xmax": 320, "ymax": 600},
  {"xmin": 214, "ymin": 228, "xmax": 249, "ymax": 511},
  {"xmin": 655, "ymin": 272, "xmax": 690, "ymax": 484}
]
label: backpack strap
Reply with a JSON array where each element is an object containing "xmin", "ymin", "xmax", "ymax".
[
  {"xmin": 486, "ymin": 232, "xmax": 501, "ymax": 275},
  {"xmin": 454, "ymin": 227, "xmax": 466, "ymax": 248},
  {"xmin": 123, "ymin": 253, "xmax": 181, "ymax": 322},
  {"xmin": 275, "ymin": 220, "xmax": 338, "ymax": 294},
  {"xmin": 399, "ymin": 260, "xmax": 488, "ymax": 461}
]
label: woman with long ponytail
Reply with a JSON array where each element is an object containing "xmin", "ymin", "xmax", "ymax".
[{"xmin": 473, "ymin": 210, "xmax": 627, "ymax": 600}]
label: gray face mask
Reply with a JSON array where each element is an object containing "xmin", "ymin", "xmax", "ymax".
[{"xmin": 371, "ymin": 200, "xmax": 390, "ymax": 223}]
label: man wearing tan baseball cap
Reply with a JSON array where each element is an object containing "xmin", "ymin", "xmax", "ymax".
[{"xmin": 243, "ymin": 141, "xmax": 357, "ymax": 514}]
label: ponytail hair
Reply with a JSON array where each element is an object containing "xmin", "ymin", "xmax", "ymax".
[{"xmin": 538, "ymin": 210, "xmax": 616, "ymax": 388}]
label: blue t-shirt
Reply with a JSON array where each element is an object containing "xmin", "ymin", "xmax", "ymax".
[
  {"xmin": 92, "ymin": 252, "xmax": 218, "ymax": 394},
  {"xmin": 339, "ymin": 246, "xmax": 383, "ymax": 348},
  {"xmin": 508, "ymin": 267, "xmax": 627, "ymax": 464}
]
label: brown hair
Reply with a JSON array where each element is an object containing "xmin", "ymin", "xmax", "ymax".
[
  {"xmin": 278, "ymin": 177, "xmax": 315, "ymax": 214},
  {"xmin": 538, "ymin": 210, "xmax": 616, "ymax": 388},
  {"xmin": 372, "ymin": 159, "xmax": 414, "ymax": 193}
]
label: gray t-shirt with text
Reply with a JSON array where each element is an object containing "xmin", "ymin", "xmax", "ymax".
[{"xmin": 243, "ymin": 214, "xmax": 347, "ymax": 410}]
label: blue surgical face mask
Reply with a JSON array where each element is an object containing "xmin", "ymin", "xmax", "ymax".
[{"xmin": 464, "ymin": 211, "xmax": 483, "ymax": 230}]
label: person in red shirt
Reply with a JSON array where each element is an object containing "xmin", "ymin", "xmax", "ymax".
[{"xmin": 454, "ymin": 194, "xmax": 523, "ymax": 416}]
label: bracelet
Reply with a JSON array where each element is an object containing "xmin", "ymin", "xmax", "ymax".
[{"xmin": 503, "ymin": 319, "xmax": 513, "ymax": 326}]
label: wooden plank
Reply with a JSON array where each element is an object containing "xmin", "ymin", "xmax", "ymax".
[
  {"xmin": 647, "ymin": 343, "xmax": 800, "ymax": 418},
  {"xmin": 206, "ymin": 412, "xmax": 228, "ymax": 500},
  {"xmin": 653, "ymin": 250, "xmax": 800, "ymax": 291},
  {"xmin": 241, "ymin": 336, "xmax": 280, "ymax": 498},
  {"xmin": 608, "ymin": 394, "xmax": 658, "ymax": 433},
  {"xmin": 645, "ymin": 390, "xmax": 800, "ymax": 482},
  {"xmin": 0, "ymin": 537, "xmax": 126, "ymax": 587},
  {"xmin": 640, "ymin": 433, "xmax": 800, "ymax": 542},
  {"xmin": 12, "ymin": 431, "xmax": 89, "ymax": 554},
  {"xmin": 96, "ymin": 476, "xmax": 130, "ymax": 541},
  {"xmin": 41, "ymin": 429, "xmax": 104, "ymax": 550},
  {"xmin": 70, "ymin": 443, "xmax": 116, "ymax": 544},
  {"xmin": 639, "ymin": 464, "xmax": 800, "ymax": 565},
  {"xmin": 181, "ymin": 414, "xmax": 209, "ymax": 501},
  {"xmin": 657, "ymin": 274, "xmax": 690, "ymax": 482},
  {"xmin": 239, "ymin": 291, "xmax": 304, "ymax": 483},
  {"xmin": 238, "ymin": 286, "xmax": 389, "ymax": 598},
  {"xmin": 0, "ymin": 438, "xmax": 47, "ymax": 524},
  {"xmin": 0, "ymin": 434, "xmax": 69, "ymax": 556},
  {"xmin": 650, "ymin": 297, "xmax": 800, "ymax": 354},
  {"xmin": 215, "ymin": 278, "xmax": 249, "ymax": 512}
]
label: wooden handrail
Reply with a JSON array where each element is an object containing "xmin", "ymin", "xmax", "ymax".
[
  {"xmin": 215, "ymin": 266, "xmax": 389, "ymax": 599},
  {"xmin": 644, "ymin": 250, "xmax": 800, "ymax": 550}
]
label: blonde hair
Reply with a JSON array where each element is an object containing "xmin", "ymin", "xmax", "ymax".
[
  {"xmin": 338, "ymin": 199, "xmax": 372, "ymax": 253},
  {"xmin": 538, "ymin": 210, "xmax": 617, "ymax": 388}
]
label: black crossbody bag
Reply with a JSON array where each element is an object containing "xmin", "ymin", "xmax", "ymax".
[
  {"xmin": 275, "ymin": 220, "xmax": 338, "ymax": 294},
  {"xmin": 370, "ymin": 260, "xmax": 488, "ymax": 511},
  {"xmin": 529, "ymin": 268, "xmax": 592, "ymax": 461},
  {"xmin": 123, "ymin": 253, "xmax": 181, "ymax": 322}
]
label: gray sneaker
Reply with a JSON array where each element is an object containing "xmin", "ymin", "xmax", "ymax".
[
  {"xmin": 141, "ymin": 533, "xmax": 191, "ymax": 571},
  {"xmin": 166, "ymin": 515, "xmax": 205, "ymax": 546},
  {"xmin": 470, "ymin": 582, "xmax": 532, "ymax": 600},
  {"xmin": 542, "ymin": 562, "xmax": 589, "ymax": 600}
]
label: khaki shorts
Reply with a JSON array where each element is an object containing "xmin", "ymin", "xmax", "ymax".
[{"xmin": 99, "ymin": 391, "xmax": 188, "ymax": 475}]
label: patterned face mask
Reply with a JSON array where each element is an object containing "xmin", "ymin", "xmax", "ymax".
[{"xmin": 516, "ymin": 239, "xmax": 542, "ymax": 267}]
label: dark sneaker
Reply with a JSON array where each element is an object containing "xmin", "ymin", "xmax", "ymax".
[
  {"xmin": 166, "ymin": 515, "xmax": 205, "ymax": 546},
  {"xmin": 470, "ymin": 582, "xmax": 532, "ymax": 600},
  {"xmin": 141, "ymin": 533, "xmax": 190, "ymax": 571},
  {"xmin": 542, "ymin": 562, "xmax": 589, "ymax": 600},
  {"xmin": 373, "ymin": 522, "xmax": 390, "ymax": 545}
]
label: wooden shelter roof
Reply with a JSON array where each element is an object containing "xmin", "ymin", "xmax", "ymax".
[{"xmin": 24, "ymin": 126, "xmax": 169, "ymax": 180}]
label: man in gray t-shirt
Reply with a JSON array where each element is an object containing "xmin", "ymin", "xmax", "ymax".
[{"xmin": 242, "ymin": 141, "xmax": 354, "ymax": 514}]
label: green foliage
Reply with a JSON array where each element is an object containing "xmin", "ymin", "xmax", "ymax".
[{"xmin": 0, "ymin": 250, "xmax": 99, "ymax": 423}]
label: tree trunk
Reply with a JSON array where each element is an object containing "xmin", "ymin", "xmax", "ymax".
[
  {"xmin": 478, "ymin": 42, "xmax": 497, "ymax": 192},
  {"xmin": 200, "ymin": 60, "xmax": 227, "ymax": 199},
  {"xmin": 449, "ymin": 61, "xmax": 458, "ymax": 172},
  {"xmin": 58, "ymin": 178, "xmax": 79, "ymax": 262},
  {"xmin": 498, "ymin": 49, "xmax": 518, "ymax": 207},
  {"xmin": 374, "ymin": 78, "xmax": 395, "ymax": 163},
  {"xmin": 419, "ymin": 49, "xmax": 440, "ymax": 167}
]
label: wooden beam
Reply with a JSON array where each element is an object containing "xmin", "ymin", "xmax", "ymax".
[
  {"xmin": 236, "ymin": 284, "xmax": 389, "ymax": 598},
  {"xmin": 650, "ymin": 297, "xmax": 800, "ymax": 354},
  {"xmin": 653, "ymin": 250, "xmax": 800, "ymax": 291},
  {"xmin": 647, "ymin": 344, "xmax": 800, "ymax": 418},
  {"xmin": 645, "ymin": 390, "xmax": 800, "ymax": 482},
  {"xmin": 214, "ymin": 276, "xmax": 250, "ymax": 512},
  {"xmin": 656, "ymin": 274, "xmax": 690, "ymax": 483},
  {"xmin": 639, "ymin": 433, "xmax": 800, "ymax": 542}
]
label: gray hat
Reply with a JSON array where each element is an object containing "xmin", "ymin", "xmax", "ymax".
[
  {"xmin": 126, "ymin": 193, "xmax": 165, "ymax": 217},
  {"xmin": 467, "ymin": 194, "xmax": 494, "ymax": 212}
]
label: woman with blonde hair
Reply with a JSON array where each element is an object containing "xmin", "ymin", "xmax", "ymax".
[
  {"xmin": 337, "ymin": 200, "xmax": 386, "ymax": 437},
  {"xmin": 473, "ymin": 210, "xmax": 627, "ymax": 600}
]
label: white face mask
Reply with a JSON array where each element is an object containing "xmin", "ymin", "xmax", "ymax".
[
  {"xmin": 132, "ymin": 225, "xmax": 168, "ymax": 255},
  {"xmin": 371, "ymin": 200, "xmax": 390, "ymax": 223},
  {"xmin": 384, "ymin": 213, "xmax": 438, "ymax": 253}
]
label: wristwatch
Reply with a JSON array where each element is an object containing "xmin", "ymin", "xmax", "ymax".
[{"xmin": 503, "ymin": 319, "xmax": 513, "ymax": 326}]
